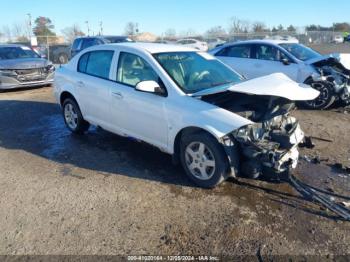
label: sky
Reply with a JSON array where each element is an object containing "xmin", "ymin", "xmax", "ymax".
[{"xmin": 1, "ymin": 0, "xmax": 349, "ymax": 36}]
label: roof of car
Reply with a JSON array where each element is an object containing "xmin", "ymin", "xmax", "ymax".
[
  {"xmin": 75, "ymin": 35, "xmax": 128, "ymax": 40},
  {"xmin": 224, "ymin": 39, "xmax": 297, "ymax": 46},
  {"xmin": 0, "ymin": 44, "xmax": 28, "ymax": 48},
  {"xmin": 105, "ymin": 42, "xmax": 196, "ymax": 53}
]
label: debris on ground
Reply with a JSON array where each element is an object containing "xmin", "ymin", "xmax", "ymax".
[
  {"xmin": 309, "ymin": 136, "xmax": 333, "ymax": 143},
  {"xmin": 299, "ymin": 136, "xmax": 315, "ymax": 149},
  {"xmin": 288, "ymin": 174, "xmax": 350, "ymax": 221},
  {"xmin": 300, "ymin": 155, "xmax": 327, "ymax": 164},
  {"xmin": 341, "ymin": 202, "xmax": 350, "ymax": 208}
]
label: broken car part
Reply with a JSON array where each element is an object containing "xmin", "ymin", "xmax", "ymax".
[{"xmin": 288, "ymin": 174, "xmax": 350, "ymax": 221}]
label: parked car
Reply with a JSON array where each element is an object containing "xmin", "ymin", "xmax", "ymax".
[
  {"xmin": 0, "ymin": 44, "xmax": 54, "ymax": 90},
  {"xmin": 38, "ymin": 44, "xmax": 71, "ymax": 64},
  {"xmin": 333, "ymin": 35, "xmax": 344, "ymax": 44},
  {"xmin": 54, "ymin": 43, "xmax": 318, "ymax": 188},
  {"xmin": 207, "ymin": 38, "xmax": 226, "ymax": 50},
  {"xmin": 176, "ymin": 38, "xmax": 208, "ymax": 51},
  {"xmin": 71, "ymin": 35, "xmax": 133, "ymax": 57},
  {"xmin": 210, "ymin": 40, "xmax": 350, "ymax": 109}
]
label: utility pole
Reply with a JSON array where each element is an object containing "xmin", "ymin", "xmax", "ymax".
[
  {"xmin": 99, "ymin": 21, "xmax": 103, "ymax": 36},
  {"xmin": 85, "ymin": 21, "xmax": 90, "ymax": 36},
  {"xmin": 27, "ymin": 13, "xmax": 32, "ymax": 39}
]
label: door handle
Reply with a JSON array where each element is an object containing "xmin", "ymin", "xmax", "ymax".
[
  {"xmin": 76, "ymin": 80, "xmax": 85, "ymax": 87},
  {"xmin": 112, "ymin": 91, "xmax": 123, "ymax": 99}
]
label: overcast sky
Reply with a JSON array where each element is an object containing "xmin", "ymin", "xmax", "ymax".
[{"xmin": 1, "ymin": 0, "xmax": 349, "ymax": 35}]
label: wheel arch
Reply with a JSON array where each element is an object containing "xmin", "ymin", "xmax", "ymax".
[{"xmin": 171, "ymin": 126, "xmax": 225, "ymax": 165}]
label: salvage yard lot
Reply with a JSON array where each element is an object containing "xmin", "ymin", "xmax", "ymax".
[{"xmin": 0, "ymin": 86, "xmax": 349, "ymax": 257}]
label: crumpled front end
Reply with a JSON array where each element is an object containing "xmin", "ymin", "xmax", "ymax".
[
  {"xmin": 311, "ymin": 57, "xmax": 350, "ymax": 104},
  {"xmin": 228, "ymin": 115, "xmax": 304, "ymax": 178}
]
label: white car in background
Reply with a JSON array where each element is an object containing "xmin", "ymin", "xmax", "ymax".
[
  {"xmin": 176, "ymin": 38, "xmax": 208, "ymax": 51},
  {"xmin": 210, "ymin": 40, "xmax": 350, "ymax": 109},
  {"xmin": 54, "ymin": 43, "xmax": 318, "ymax": 188},
  {"xmin": 333, "ymin": 35, "xmax": 344, "ymax": 44}
]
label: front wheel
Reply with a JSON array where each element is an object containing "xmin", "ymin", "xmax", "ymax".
[
  {"xmin": 300, "ymin": 80, "xmax": 336, "ymax": 110},
  {"xmin": 180, "ymin": 132, "xmax": 230, "ymax": 188},
  {"xmin": 62, "ymin": 98, "xmax": 90, "ymax": 134}
]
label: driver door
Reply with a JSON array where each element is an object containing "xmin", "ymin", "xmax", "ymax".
[
  {"xmin": 251, "ymin": 44, "xmax": 299, "ymax": 81},
  {"xmin": 109, "ymin": 52, "xmax": 169, "ymax": 150}
]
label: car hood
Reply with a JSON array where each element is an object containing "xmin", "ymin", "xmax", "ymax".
[
  {"xmin": 305, "ymin": 53, "xmax": 350, "ymax": 70},
  {"xmin": 192, "ymin": 73, "xmax": 320, "ymax": 101},
  {"xmin": 0, "ymin": 58, "xmax": 49, "ymax": 69}
]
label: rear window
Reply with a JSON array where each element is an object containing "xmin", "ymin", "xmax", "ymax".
[
  {"xmin": 0, "ymin": 46, "xmax": 40, "ymax": 60},
  {"xmin": 72, "ymin": 39, "xmax": 82, "ymax": 50},
  {"xmin": 77, "ymin": 50, "xmax": 114, "ymax": 79},
  {"xmin": 215, "ymin": 45, "xmax": 251, "ymax": 58}
]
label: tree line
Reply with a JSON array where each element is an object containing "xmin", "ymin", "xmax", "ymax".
[{"xmin": 1, "ymin": 16, "xmax": 349, "ymax": 44}]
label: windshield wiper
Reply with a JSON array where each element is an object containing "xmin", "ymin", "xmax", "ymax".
[{"xmin": 210, "ymin": 80, "xmax": 233, "ymax": 87}]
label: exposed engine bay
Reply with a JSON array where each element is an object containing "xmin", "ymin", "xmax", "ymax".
[
  {"xmin": 311, "ymin": 57, "xmax": 350, "ymax": 104},
  {"xmin": 202, "ymin": 92, "xmax": 305, "ymax": 178}
]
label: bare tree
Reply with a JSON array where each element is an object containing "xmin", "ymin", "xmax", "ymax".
[
  {"xmin": 228, "ymin": 17, "xmax": 250, "ymax": 34},
  {"xmin": 205, "ymin": 26, "xmax": 226, "ymax": 38},
  {"xmin": 2, "ymin": 25, "xmax": 12, "ymax": 42},
  {"xmin": 180, "ymin": 28, "xmax": 197, "ymax": 38},
  {"xmin": 252, "ymin": 22, "xmax": 267, "ymax": 33},
  {"xmin": 163, "ymin": 28, "xmax": 176, "ymax": 38},
  {"xmin": 124, "ymin": 22, "xmax": 139, "ymax": 36},
  {"xmin": 12, "ymin": 22, "xmax": 29, "ymax": 42},
  {"xmin": 62, "ymin": 24, "xmax": 85, "ymax": 43}
]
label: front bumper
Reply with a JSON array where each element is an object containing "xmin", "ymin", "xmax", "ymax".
[
  {"xmin": 0, "ymin": 72, "xmax": 54, "ymax": 90},
  {"xmin": 232, "ymin": 116, "xmax": 305, "ymax": 176}
]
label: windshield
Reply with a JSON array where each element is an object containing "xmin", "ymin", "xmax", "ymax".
[
  {"xmin": 0, "ymin": 46, "xmax": 40, "ymax": 60},
  {"xmin": 279, "ymin": 43, "xmax": 321, "ymax": 61},
  {"xmin": 104, "ymin": 37, "xmax": 133, "ymax": 43},
  {"xmin": 154, "ymin": 52, "xmax": 242, "ymax": 94}
]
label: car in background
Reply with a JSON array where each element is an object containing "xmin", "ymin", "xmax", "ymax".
[
  {"xmin": 333, "ymin": 35, "xmax": 344, "ymax": 44},
  {"xmin": 0, "ymin": 44, "xmax": 54, "ymax": 90},
  {"xmin": 344, "ymin": 35, "xmax": 350, "ymax": 42},
  {"xmin": 71, "ymin": 35, "xmax": 133, "ymax": 57},
  {"xmin": 54, "ymin": 43, "xmax": 318, "ymax": 188},
  {"xmin": 176, "ymin": 38, "xmax": 208, "ymax": 51},
  {"xmin": 207, "ymin": 38, "xmax": 226, "ymax": 50},
  {"xmin": 265, "ymin": 35, "xmax": 299, "ymax": 43},
  {"xmin": 210, "ymin": 39, "xmax": 350, "ymax": 109},
  {"xmin": 38, "ymin": 44, "xmax": 71, "ymax": 64}
]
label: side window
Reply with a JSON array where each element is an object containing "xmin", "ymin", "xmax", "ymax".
[
  {"xmin": 77, "ymin": 52, "xmax": 89, "ymax": 73},
  {"xmin": 72, "ymin": 39, "xmax": 82, "ymax": 50},
  {"xmin": 254, "ymin": 44, "xmax": 279, "ymax": 61},
  {"xmin": 215, "ymin": 45, "xmax": 251, "ymax": 58},
  {"xmin": 77, "ymin": 50, "xmax": 114, "ymax": 79},
  {"xmin": 81, "ymin": 38, "xmax": 99, "ymax": 49},
  {"xmin": 117, "ymin": 52, "xmax": 159, "ymax": 87}
]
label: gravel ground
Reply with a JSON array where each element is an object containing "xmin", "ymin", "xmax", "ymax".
[{"xmin": 0, "ymin": 86, "xmax": 349, "ymax": 259}]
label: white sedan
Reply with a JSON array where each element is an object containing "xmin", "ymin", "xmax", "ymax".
[
  {"xmin": 176, "ymin": 38, "xmax": 208, "ymax": 51},
  {"xmin": 54, "ymin": 43, "xmax": 318, "ymax": 188},
  {"xmin": 210, "ymin": 40, "xmax": 350, "ymax": 109}
]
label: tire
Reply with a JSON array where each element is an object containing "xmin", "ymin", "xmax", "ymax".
[
  {"xmin": 180, "ymin": 132, "xmax": 230, "ymax": 188},
  {"xmin": 58, "ymin": 53, "xmax": 68, "ymax": 64},
  {"xmin": 62, "ymin": 98, "xmax": 90, "ymax": 134},
  {"xmin": 300, "ymin": 80, "xmax": 336, "ymax": 110}
]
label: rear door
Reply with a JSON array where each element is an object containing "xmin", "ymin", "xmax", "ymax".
[
  {"xmin": 250, "ymin": 44, "xmax": 299, "ymax": 80},
  {"xmin": 75, "ymin": 50, "xmax": 116, "ymax": 129},
  {"xmin": 214, "ymin": 44, "xmax": 256, "ymax": 78}
]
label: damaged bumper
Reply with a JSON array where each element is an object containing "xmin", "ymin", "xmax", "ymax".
[{"xmin": 228, "ymin": 116, "xmax": 304, "ymax": 177}]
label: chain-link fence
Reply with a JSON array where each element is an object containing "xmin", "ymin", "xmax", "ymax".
[{"xmin": 1, "ymin": 31, "xmax": 348, "ymax": 64}]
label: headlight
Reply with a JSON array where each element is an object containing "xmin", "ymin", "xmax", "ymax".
[
  {"xmin": 233, "ymin": 124, "xmax": 265, "ymax": 143},
  {"xmin": 0, "ymin": 69, "xmax": 17, "ymax": 77},
  {"xmin": 46, "ymin": 64, "xmax": 55, "ymax": 73}
]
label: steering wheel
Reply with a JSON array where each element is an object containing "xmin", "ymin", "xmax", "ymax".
[{"xmin": 188, "ymin": 71, "xmax": 211, "ymax": 87}]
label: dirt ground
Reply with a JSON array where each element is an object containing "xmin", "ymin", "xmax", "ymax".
[{"xmin": 0, "ymin": 86, "xmax": 349, "ymax": 259}]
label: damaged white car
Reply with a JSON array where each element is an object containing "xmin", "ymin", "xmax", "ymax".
[
  {"xmin": 210, "ymin": 40, "xmax": 350, "ymax": 109},
  {"xmin": 54, "ymin": 43, "xmax": 319, "ymax": 188}
]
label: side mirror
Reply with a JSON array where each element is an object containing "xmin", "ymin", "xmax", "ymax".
[
  {"xmin": 135, "ymin": 80, "xmax": 165, "ymax": 95},
  {"xmin": 281, "ymin": 58, "xmax": 290, "ymax": 65}
]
